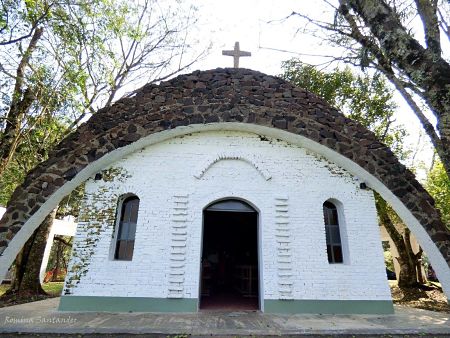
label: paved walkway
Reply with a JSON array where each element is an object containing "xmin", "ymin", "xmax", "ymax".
[{"xmin": 0, "ymin": 298, "xmax": 449, "ymax": 336}]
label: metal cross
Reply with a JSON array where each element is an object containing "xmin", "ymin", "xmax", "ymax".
[{"xmin": 222, "ymin": 42, "xmax": 251, "ymax": 68}]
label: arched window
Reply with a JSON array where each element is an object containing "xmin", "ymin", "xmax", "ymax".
[
  {"xmin": 114, "ymin": 195, "xmax": 139, "ymax": 260},
  {"xmin": 323, "ymin": 201, "xmax": 343, "ymax": 263}
]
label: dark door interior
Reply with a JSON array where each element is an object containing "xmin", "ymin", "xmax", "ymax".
[{"xmin": 200, "ymin": 200, "xmax": 259, "ymax": 310}]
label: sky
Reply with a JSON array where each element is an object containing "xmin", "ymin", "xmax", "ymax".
[
  {"xmin": 194, "ymin": 0, "xmax": 333, "ymax": 73},
  {"xmin": 185, "ymin": 0, "xmax": 437, "ymax": 178}
]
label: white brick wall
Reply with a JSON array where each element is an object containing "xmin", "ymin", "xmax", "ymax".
[{"xmin": 65, "ymin": 130, "xmax": 391, "ymax": 302}]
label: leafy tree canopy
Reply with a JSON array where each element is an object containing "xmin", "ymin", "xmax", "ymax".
[
  {"xmin": 0, "ymin": 0, "xmax": 206, "ymax": 205},
  {"xmin": 0, "ymin": 115, "xmax": 68, "ymax": 206},
  {"xmin": 289, "ymin": 0, "xmax": 450, "ymax": 179},
  {"xmin": 281, "ymin": 59, "xmax": 409, "ymax": 159},
  {"xmin": 426, "ymin": 161, "xmax": 450, "ymax": 227}
]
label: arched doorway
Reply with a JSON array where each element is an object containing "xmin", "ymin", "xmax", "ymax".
[{"xmin": 200, "ymin": 199, "xmax": 259, "ymax": 310}]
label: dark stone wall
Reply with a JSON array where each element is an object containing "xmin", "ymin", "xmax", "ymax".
[{"xmin": 0, "ymin": 68, "xmax": 449, "ymax": 266}]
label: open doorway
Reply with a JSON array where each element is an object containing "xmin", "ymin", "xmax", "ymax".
[{"xmin": 200, "ymin": 199, "xmax": 259, "ymax": 311}]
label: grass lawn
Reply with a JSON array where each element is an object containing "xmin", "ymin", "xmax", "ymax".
[
  {"xmin": 0, "ymin": 282, "xmax": 64, "ymax": 297},
  {"xmin": 43, "ymin": 282, "xmax": 64, "ymax": 295},
  {"xmin": 0, "ymin": 284, "xmax": 9, "ymax": 296}
]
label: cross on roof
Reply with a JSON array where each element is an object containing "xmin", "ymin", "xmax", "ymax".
[{"xmin": 222, "ymin": 42, "xmax": 251, "ymax": 68}]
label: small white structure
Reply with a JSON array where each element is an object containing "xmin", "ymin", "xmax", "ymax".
[
  {"xmin": 0, "ymin": 207, "xmax": 76, "ymax": 283},
  {"xmin": 40, "ymin": 216, "xmax": 77, "ymax": 282},
  {"xmin": 61, "ymin": 130, "xmax": 393, "ymax": 314}
]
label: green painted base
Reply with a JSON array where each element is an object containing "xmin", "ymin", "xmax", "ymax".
[
  {"xmin": 264, "ymin": 299, "xmax": 394, "ymax": 314},
  {"xmin": 59, "ymin": 296, "xmax": 394, "ymax": 314},
  {"xmin": 59, "ymin": 296, "xmax": 198, "ymax": 312}
]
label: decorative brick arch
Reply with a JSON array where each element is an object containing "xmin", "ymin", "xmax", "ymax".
[{"xmin": 0, "ymin": 68, "xmax": 449, "ymax": 295}]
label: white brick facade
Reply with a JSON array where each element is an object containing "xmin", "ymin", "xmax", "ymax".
[{"xmin": 65, "ymin": 130, "xmax": 391, "ymax": 307}]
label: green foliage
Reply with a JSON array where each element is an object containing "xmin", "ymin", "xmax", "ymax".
[
  {"xmin": 0, "ymin": 110, "xmax": 83, "ymax": 211},
  {"xmin": 384, "ymin": 250, "xmax": 395, "ymax": 271},
  {"xmin": 1, "ymin": 0, "xmax": 203, "ymax": 210},
  {"xmin": 57, "ymin": 184, "xmax": 85, "ymax": 218},
  {"xmin": 280, "ymin": 59, "xmax": 409, "ymax": 159},
  {"xmin": 281, "ymin": 60, "xmax": 420, "ymax": 261},
  {"xmin": 0, "ymin": 116, "xmax": 68, "ymax": 206},
  {"xmin": 425, "ymin": 161, "xmax": 450, "ymax": 227},
  {"xmin": 42, "ymin": 281, "xmax": 64, "ymax": 295},
  {"xmin": 45, "ymin": 235, "xmax": 73, "ymax": 276},
  {"xmin": 0, "ymin": 281, "xmax": 63, "ymax": 296}
]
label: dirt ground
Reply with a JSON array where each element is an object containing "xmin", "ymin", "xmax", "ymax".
[
  {"xmin": 0, "ymin": 290, "xmax": 57, "ymax": 308},
  {"xmin": 0, "ymin": 282, "xmax": 63, "ymax": 308},
  {"xmin": 390, "ymin": 282, "xmax": 449, "ymax": 313}
]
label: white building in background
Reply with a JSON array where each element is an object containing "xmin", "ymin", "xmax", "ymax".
[
  {"xmin": 0, "ymin": 207, "xmax": 76, "ymax": 283},
  {"xmin": 40, "ymin": 216, "xmax": 77, "ymax": 282}
]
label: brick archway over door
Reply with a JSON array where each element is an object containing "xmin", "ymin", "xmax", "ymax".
[{"xmin": 0, "ymin": 68, "xmax": 449, "ymax": 295}]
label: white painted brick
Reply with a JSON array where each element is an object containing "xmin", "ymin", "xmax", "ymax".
[{"xmin": 65, "ymin": 131, "xmax": 391, "ymax": 303}]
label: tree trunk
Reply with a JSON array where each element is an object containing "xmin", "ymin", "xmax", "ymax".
[
  {"xmin": 7, "ymin": 209, "xmax": 56, "ymax": 296},
  {"xmin": 387, "ymin": 228, "xmax": 418, "ymax": 287},
  {"xmin": 400, "ymin": 228, "xmax": 417, "ymax": 287},
  {"xmin": 404, "ymin": 228, "xmax": 425, "ymax": 284},
  {"xmin": 416, "ymin": 251, "xmax": 425, "ymax": 284},
  {"xmin": 0, "ymin": 27, "xmax": 43, "ymax": 176},
  {"xmin": 376, "ymin": 198, "xmax": 421, "ymax": 287},
  {"xmin": 51, "ymin": 239, "xmax": 62, "ymax": 282},
  {"xmin": 55, "ymin": 236, "xmax": 72, "ymax": 272},
  {"xmin": 339, "ymin": 0, "xmax": 450, "ymax": 178}
]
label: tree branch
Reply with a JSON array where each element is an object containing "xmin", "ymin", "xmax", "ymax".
[
  {"xmin": 387, "ymin": 74, "xmax": 441, "ymax": 149},
  {"xmin": 437, "ymin": 7, "xmax": 450, "ymax": 41},
  {"xmin": 415, "ymin": 0, "xmax": 441, "ymax": 55},
  {"xmin": 342, "ymin": 0, "xmax": 450, "ymax": 117},
  {"xmin": 337, "ymin": 1, "xmax": 394, "ymax": 74},
  {"xmin": 54, "ymin": 235, "xmax": 72, "ymax": 247},
  {"xmin": 0, "ymin": 27, "xmax": 43, "ymax": 174},
  {"xmin": 0, "ymin": 2, "xmax": 51, "ymax": 46}
]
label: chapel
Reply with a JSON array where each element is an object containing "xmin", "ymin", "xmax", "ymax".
[
  {"xmin": 57, "ymin": 68, "xmax": 397, "ymax": 314},
  {"xmin": 1, "ymin": 68, "xmax": 448, "ymax": 315},
  {"xmin": 60, "ymin": 126, "xmax": 392, "ymax": 313}
]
